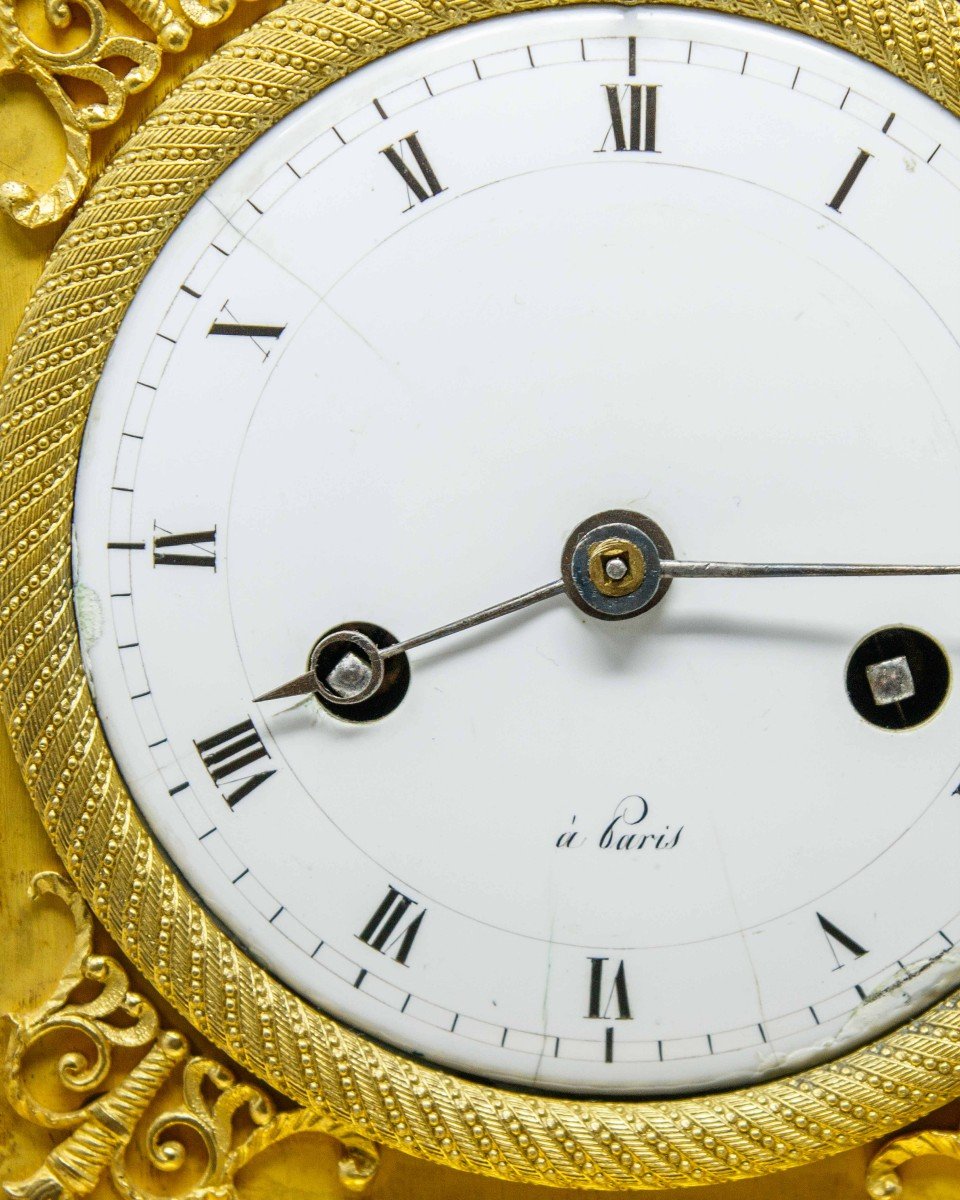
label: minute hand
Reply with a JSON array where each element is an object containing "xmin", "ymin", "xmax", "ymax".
[
  {"xmin": 383, "ymin": 559, "xmax": 960, "ymax": 660},
  {"xmin": 661, "ymin": 560, "xmax": 960, "ymax": 579}
]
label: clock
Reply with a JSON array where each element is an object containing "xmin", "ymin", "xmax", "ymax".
[{"xmin": 2, "ymin": 0, "xmax": 960, "ymax": 1191}]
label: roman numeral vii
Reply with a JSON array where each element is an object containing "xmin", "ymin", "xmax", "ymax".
[{"xmin": 358, "ymin": 886, "xmax": 426, "ymax": 964}]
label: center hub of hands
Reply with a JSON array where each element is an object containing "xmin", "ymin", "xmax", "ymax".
[
  {"xmin": 310, "ymin": 508, "xmax": 675, "ymax": 720},
  {"xmin": 560, "ymin": 509, "xmax": 675, "ymax": 620}
]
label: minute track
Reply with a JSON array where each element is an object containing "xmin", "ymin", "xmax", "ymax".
[{"xmin": 67, "ymin": 8, "xmax": 960, "ymax": 1101}]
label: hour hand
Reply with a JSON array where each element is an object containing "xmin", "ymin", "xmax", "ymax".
[
  {"xmin": 255, "ymin": 630, "xmax": 385, "ymax": 706},
  {"xmin": 255, "ymin": 507, "xmax": 960, "ymax": 711},
  {"xmin": 254, "ymin": 669, "xmax": 322, "ymax": 703}
]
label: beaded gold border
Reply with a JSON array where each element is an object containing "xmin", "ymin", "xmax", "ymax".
[{"xmin": 2, "ymin": 0, "xmax": 960, "ymax": 1188}]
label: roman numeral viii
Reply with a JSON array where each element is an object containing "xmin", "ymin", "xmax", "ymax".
[
  {"xmin": 586, "ymin": 957, "xmax": 632, "ymax": 1064},
  {"xmin": 381, "ymin": 134, "xmax": 445, "ymax": 208},
  {"xmin": 600, "ymin": 84, "xmax": 660, "ymax": 153},
  {"xmin": 153, "ymin": 526, "xmax": 216, "ymax": 569},
  {"xmin": 195, "ymin": 717, "xmax": 275, "ymax": 807},
  {"xmin": 358, "ymin": 885, "xmax": 426, "ymax": 964}
]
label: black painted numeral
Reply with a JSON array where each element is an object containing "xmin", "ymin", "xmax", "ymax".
[
  {"xmin": 358, "ymin": 886, "xmax": 425, "ymax": 964},
  {"xmin": 586, "ymin": 956, "xmax": 632, "ymax": 1020},
  {"xmin": 381, "ymin": 134, "xmax": 445, "ymax": 208},
  {"xmin": 817, "ymin": 912, "xmax": 868, "ymax": 969},
  {"xmin": 153, "ymin": 527, "xmax": 216, "ymax": 569},
  {"xmin": 600, "ymin": 84, "xmax": 659, "ymax": 153},
  {"xmin": 587, "ymin": 957, "xmax": 631, "ymax": 1065},
  {"xmin": 209, "ymin": 321, "xmax": 286, "ymax": 340},
  {"xmin": 195, "ymin": 718, "xmax": 275, "ymax": 807},
  {"xmin": 208, "ymin": 302, "xmax": 286, "ymax": 359},
  {"xmin": 827, "ymin": 149, "xmax": 872, "ymax": 212}
]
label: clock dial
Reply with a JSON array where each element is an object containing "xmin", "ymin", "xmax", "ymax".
[{"xmin": 72, "ymin": 6, "xmax": 960, "ymax": 1095}]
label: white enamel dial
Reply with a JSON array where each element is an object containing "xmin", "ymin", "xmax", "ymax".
[{"xmin": 73, "ymin": 6, "xmax": 960, "ymax": 1095}]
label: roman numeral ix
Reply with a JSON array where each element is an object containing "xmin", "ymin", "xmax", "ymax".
[
  {"xmin": 357, "ymin": 886, "xmax": 426, "ymax": 965},
  {"xmin": 153, "ymin": 526, "xmax": 216, "ymax": 569},
  {"xmin": 600, "ymin": 84, "xmax": 660, "ymax": 154},
  {"xmin": 381, "ymin": 133, "xmax": 445, "ymax": 208},
  {"xmin": 195, "ymin": 717, "xmax": 276, "ymax": 807}
]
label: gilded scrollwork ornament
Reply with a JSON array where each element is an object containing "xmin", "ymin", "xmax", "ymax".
[
  {"xmin": 0, "ymin": 0, "xmax": 257, "ymax": 228},
  {"xmin": 866, "ymin": 1125, "xmax": 960, "ymax": 1198},
  {"xmin": 3, "ymin": 0, "xmax": 960, "ymax": 1189},
  {"xmin": 1, "ymin": 873, "xmax": 380, "ymax": 1199}
]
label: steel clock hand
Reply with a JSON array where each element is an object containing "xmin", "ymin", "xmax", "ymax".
[
  {"xmin": 661, "ymin": 560, "xmax": 960, "ymax": 578},
  {"xmin": 255, "ymin": 509, "xmax": 960, "ymax": 709},
  {"xmin": 253, "ymin": 581, "xmax": 567, "ymax": 704}
]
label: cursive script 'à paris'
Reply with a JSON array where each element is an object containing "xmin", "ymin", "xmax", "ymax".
[{"xmin": 555, "ymin": 796, "xmax": 683, "ymax": 853}]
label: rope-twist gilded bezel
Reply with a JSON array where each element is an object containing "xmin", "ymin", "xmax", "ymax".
[{"xmin": 2, "ymin": 0, "xmax": 960, "ymax": 1188}]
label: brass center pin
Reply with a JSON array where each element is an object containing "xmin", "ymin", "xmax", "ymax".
[{"xmin": 587, "ymin": 537, "xmax": 647, "ymax": 598}]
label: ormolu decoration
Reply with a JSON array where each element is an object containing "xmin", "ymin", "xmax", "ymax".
[
  {"xmin": 0, "ymin": 0, "xmax": 264, "ymax": 227},
  {"xmin": 3, "ymin": 0, "xmax": 960, "ymax": 1191},
  {"xmin": 866, "ymin": 1128, "xmax": 960, "ymax": 1198},
  {"xmin": 2, "ymin": 874, "xmax": 379, "ymax": 1199}
]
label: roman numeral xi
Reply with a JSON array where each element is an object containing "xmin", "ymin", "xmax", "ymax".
[
  {"xmin": 195, "ymin": 717, "xmax": 276, "ymax": 807},
  {"xmin": 381, "ymin": 134, "xmax": 445, "ymax": 207}
]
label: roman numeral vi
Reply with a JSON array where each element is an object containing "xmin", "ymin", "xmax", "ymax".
[
  {"xmin": 586, "ymin": 957, "xmax": 631, "ymax": 1065},
  {"xmin": 586, "ymin": 956, "xmax": 632, "ymax": 1020}
]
